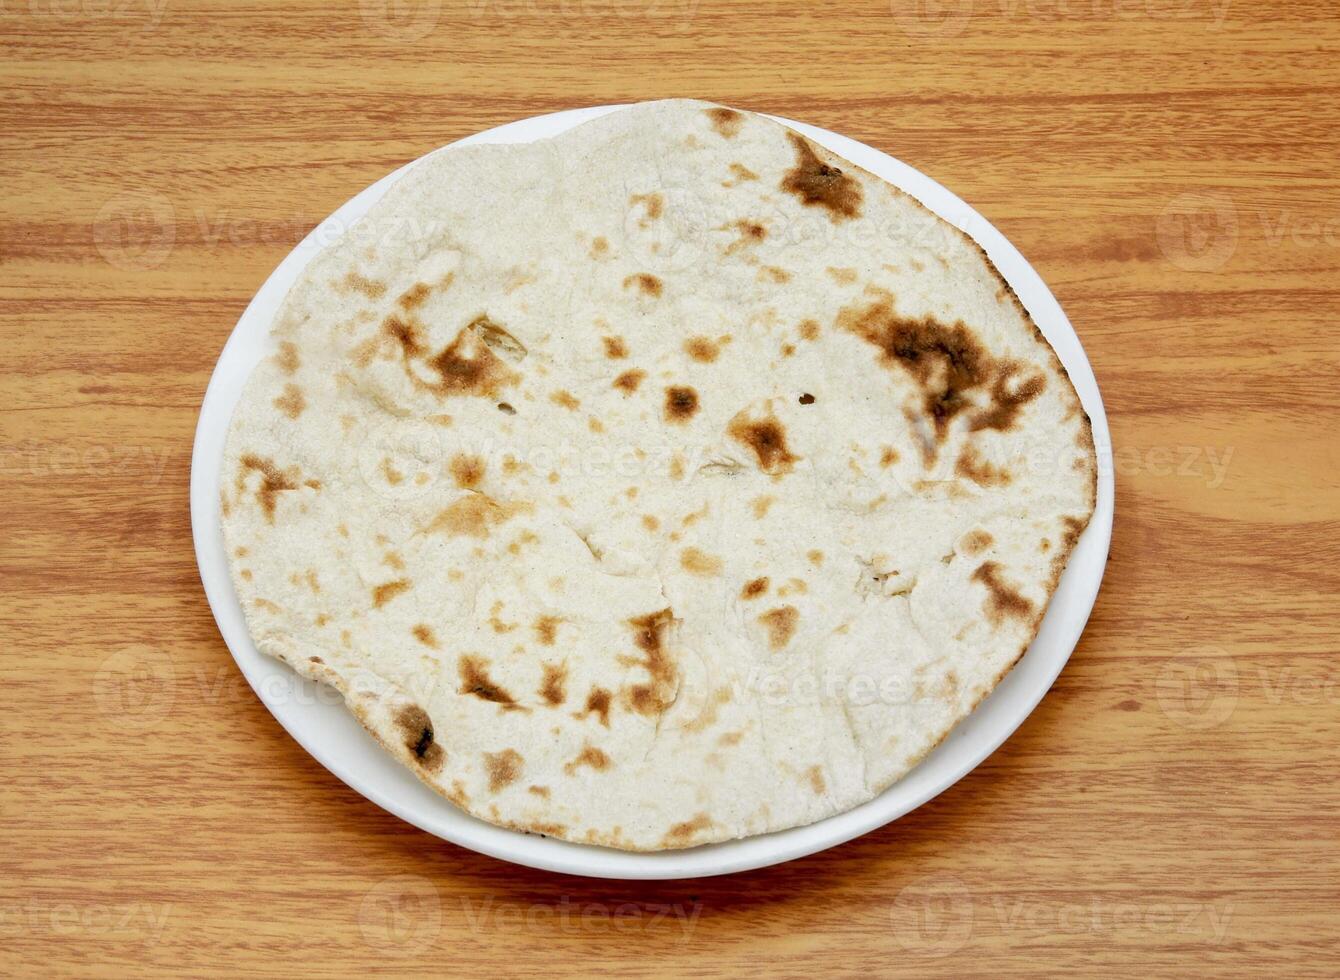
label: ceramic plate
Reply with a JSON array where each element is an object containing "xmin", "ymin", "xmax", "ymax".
[{"xmin": 191, "ymin": 105, "xmax": 1113, "ymax": 879}]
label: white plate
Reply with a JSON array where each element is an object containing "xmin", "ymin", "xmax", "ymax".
[{"xmin": 191, "ymin": 105, "xmax": 1113, "ymax": 880}]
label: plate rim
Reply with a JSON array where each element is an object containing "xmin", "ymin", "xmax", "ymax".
[{"xmin": 191, "ymin": 102, "xmax": 1114, "ymax": 880}]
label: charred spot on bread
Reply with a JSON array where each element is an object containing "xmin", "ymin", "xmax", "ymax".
[
  {"xmin": 836, "ymin": 297, "xmax": 1046, "ymax": 450},
  {"xmin": 741, "ymin": 576, "xmax": 770, "ymax": 600},
  {"xmin": 539, "ymin": 662, "xmax": 567, "ymax": 706},
  {"xmin": 727, "ymin": 409, "xmax": 798, "ymax": 475},
  {"xmin": 706, "ymin": 107, "xmax": 743, "ymax": 138},
  {"xmin": 483, "ymin": 749, "xmax": 523, "ymax": 792},
  {"xmin": 395, "ymin": 704, "xmax": 444, "ymax": 770},
  {"xmin": 971, "ymin": 561, "xmax": 1034, "ymax": 624},
  {"xmin": 458, "ymin": 655, "xmax": 522, "ymax": 710},
  {"xmin": 781, "ymin": 132, "xmax": 862, "ymax": 221},
  {"xmin": 623, "ymin": 273, "xmax": 663, "ymax": 297},
  {"xmin": 238, "ymin": 454, "xmax": 298, "ymax": 523},
  {"xmin": 664, "ymin": 385, "xmax": 700, "ymax": 422},
  {"xmin": 614, "ymin": 369, "xmax": 646, "ymax": 395},
  {"xmin": 577, "ymin": 687, "xmax": 612, "ymax": 727},
  {"xmin": 684, "ymin": 336, "xmax": 720, "ymax": 362},
  {"xmin": 622, "ymin": 609, "xmax": 677, "ymax": 717}
]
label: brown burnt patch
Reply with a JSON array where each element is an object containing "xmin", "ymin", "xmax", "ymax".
[
  {"xmin": 737, "ymin": 219, "xmax": 766, "ymax": 242},
  {"xmin": 563, "ymin": 744, "xmax": 611, "ymax": 775},
  {"xmin": 273, "ymin": 383, "xmax": 306, "ymax": 420},
  {"xmin": 397, "ymin": 282, "xmax": 431, "ymax": 310},
  {"xmin": 382, "ymin": 313, "xmax": 424, "ymax": 357},
  {"xmin": 664, "ymin": 385, "xmax": 700, "ymax": 423},
  {"xmin": 960, "ymin": 530, "xmax": 994, "ymax": 556},
  {"xmin": 458, "ymin": 655, "xmax": 521, "ymax": 709},
  {"xmin": 483, "ymin": 748, "xmax": 523, "ymax": 792},
  {"xmin": 725, "ymin": 162, "xmax": 758, "ymax": 185},
  {"xmin": 411, "ymin": 624, "xmax": 440, "ymax": 648},
  {"xmin": 971, "ymin": 561, "xmax": 1034, "ymax": 625},
  {"xmin": 426, "ymin": 494, "xmax": 526, "ymax": 539},
  {"xmin": 425, "ymin": 317, "xmax": 521, "ymax": 397},
  {"xmin": 528, "ymin": 784, "xmax": 550, "ymax": 798},
  {"xmin": 589, "ymin": 236, "xmax": 609, "ymax": 259},
  {"xmin": 955, "ymin": 445, "xmax": 1011, "ymax": 487},
  {"xmin": 662, "ymin": 813, "xmax": 712, "ymax": 847},
  {"xmin": 827, "ymin": 266, "xmax": 858, "ymax": 284},
  {"xmin": 386, "ymin": 314, "xmax": 521, "ymax": 400},
  {"xmin": 681, "ymin": 686, "xmax": 732, "ymax": 734},
  {"xmin": 971, "ymin": 369, "xmax": 1047, "ymax": 433},
  {"xmin": 837, "ymin": 297, "xmax": 1046, "ymax": 449},
  {"xmin": 238, "ymin": 454, "xmax": 298, "ymax": 523},
  {"xmin": 837, "ymin": 299, "xmax": 988, "ymax": 441},
  {"xmin": 780, "ymin": 132, "xmax": 862, "ymax": 221},
  {"xmin": 741, "ymin": 576, "xmax": 770, "ymax": 600},
  {"xmin": 630, "ymin": 192, "xmax": 664, "ymax": 220},
  {"xmin": 623, "ymin": 273, "xmax": 663, "ymax": 298},
  {"xmin": 724, "ymin": 219, "xmax": 767, "ymax": 256},
  {"xmin": 395, "ymin": 704, "xmax": 444, "ymax": 771},
  {"xmin": 372, "ymin": 578, "xmax": 411, "ymax": 608},
  {"xmin": 806, "ymin": 765, "xmax": 826, "ymax": 794},
  {"xmin": 275, "ymin": 341, "xmax": 300, "ymax": 374},
  {"xmin": 343, "ymin": 271, "xmax": 386, "ymax": 299},
  {"xmin": 449, "ymin": 453, "xmax": 486, "ymax": 489},
  {"xmin": 602, "ymin": 335, "xmax": 628, "ymax": 359},
  {"xmin": 550, "ymin": 389, "xmax": 580, "ymax": 411},
  {"xmin": 614, "ymin": 369, "xmax": 646, "ymax": 395},
  {"xmin": 798, "ymin": 319, "xmax": 820, "ymax": 341},
  {"xmin": 539, "ymin": 662, "xmax": 567, "ymax": 707},
  {"xmin": 1048, "ymin": 515, "xmax": 1089, "ymax": 582},
  {"xmin": 758, "ymin": 605, "xmax": 799, "ymax": 650},
  {"xmin": 680, "ymin": 547, "xmax": 723, "ymax": 577},
  {"xmin": 706, "ymin": 107, "xmax": 743, "ymax": 138},
  {"xmin": 622, "ymin": 609, "xmax": 678, "ymax": 717},
  {"xmin": 577, "ymin": 687, "xmax": 612, "ymax": 727},
  {"xmin": 534, "ymin": 615, "xmax": 561, "ymax": 646},
  {"xmin": 684, "ymin": 336, "xmax": 720, "ymax": 363},
  {"xmin": 880, "ymin": 446, "xmax": 900, "ymax": 467},
  {"xmin": 728, "ymin": 408, "xmax": 798, "ymax": 476}
]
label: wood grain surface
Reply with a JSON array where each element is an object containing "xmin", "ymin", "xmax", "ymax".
[{"xmin": 3, "ymin": 0, "xmax": 1338, "ymax": 975}]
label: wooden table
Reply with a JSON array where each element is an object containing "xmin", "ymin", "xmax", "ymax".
[{"xmin": 4, "ymin": 0, "xmax": 1338, "ymax": 974}]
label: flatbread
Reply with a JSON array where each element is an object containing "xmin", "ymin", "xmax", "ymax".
[{"xmin": 221, "ymin": 100, "xmax": 1096, "ymax": 850}]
